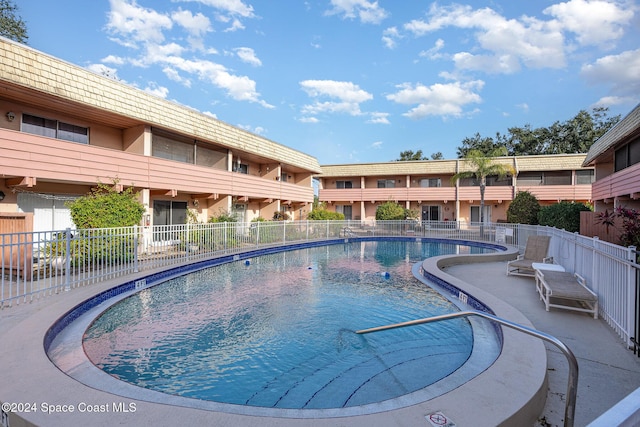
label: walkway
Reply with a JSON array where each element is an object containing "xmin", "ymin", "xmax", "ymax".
[{"xmin": 444, "ymin": 261, "xmax": 640, "ymax": 426}]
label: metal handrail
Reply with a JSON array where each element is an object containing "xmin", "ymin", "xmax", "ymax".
[{"xmin": 357, "ymin": 310, "xmax": 579, "ymax": 427}]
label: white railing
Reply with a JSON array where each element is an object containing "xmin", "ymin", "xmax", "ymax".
[{"xmin": 1, "ymin": 220, "xmax": 638, "ymax": 348}]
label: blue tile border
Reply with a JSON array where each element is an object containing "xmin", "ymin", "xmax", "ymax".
[{"xmin": 44, "ymin": 237, "xmax": 507, "ymax": 354}]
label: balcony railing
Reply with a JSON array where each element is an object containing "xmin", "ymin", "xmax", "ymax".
[{"xmin": 0, "ymin": 128, "xmax": 313, "ymax": 202}]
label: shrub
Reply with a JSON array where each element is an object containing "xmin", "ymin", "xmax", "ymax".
[
  {"xmin": 272, "ymin": 210, "xmax": 289, "ymax": 221},
  {"xmin": 208, "ymin": 210, "xmax": 238, "ymax": 223},
  {"xmin": 596, "ymin": 207, "xmax": 640, "ymax": 248},
  {"xmin": 507, "ymin": 191, "xmax": 540, "ymax": 225},
  {"xmin": 375, "ymin": 201, "xmax": 406, "ymax": 220},
  {"xmin": 538, "ymin": 201, "xmax": 592, "ymax": 232},
  {"xmin": 307, "ymin": 209, "xmax": 345, "ymax": 220},
  {"xmin": 66, "ymin": 180, "xmax": 145, "ymax": 228}
]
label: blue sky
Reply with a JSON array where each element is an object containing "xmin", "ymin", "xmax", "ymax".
[{"xmin": 17, "ymin": 0, "xmax": 640, "ymax": 164}]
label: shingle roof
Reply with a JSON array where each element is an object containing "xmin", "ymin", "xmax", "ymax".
[{"xmin": 583, "ymin": 103, "xmax": 640, "ymax": 166}]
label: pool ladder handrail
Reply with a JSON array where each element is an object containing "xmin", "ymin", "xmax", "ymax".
[{"xmin": 356, "ymin": 310, "xmax": 578, "ymax": 427}]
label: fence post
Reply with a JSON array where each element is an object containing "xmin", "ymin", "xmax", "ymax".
[
  {"xmin": 282, "ymin": 221, "xmax": 286, "ymax": 244},
  {"xmin": 627, "ymin": 246, "xmax": 637, "ymax": 349},
  {"xmin": 64, "ymin": 228, "xmax": 72, "ymax": 292},
  {"xmin": 133, "ymin": 225, "xmax": 139, "ymax": 273}
]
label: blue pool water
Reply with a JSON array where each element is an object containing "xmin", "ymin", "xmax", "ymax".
[{"xmin": 82, "ymin": 240, "xmax": 496, "ymax": 410}]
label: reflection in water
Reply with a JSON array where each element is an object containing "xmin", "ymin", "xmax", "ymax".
[{"xmin": 83, "ymin": 241, "xmax": 495, "ymax": 409}]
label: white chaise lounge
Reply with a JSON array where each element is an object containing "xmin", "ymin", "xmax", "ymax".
[
  {"xmin": 507, "ymin": 235, "xmax": 552, "ymax": 277},
  {"xmin": 535, "ymin": 269, "xmax": 598, "ymax": 319}
]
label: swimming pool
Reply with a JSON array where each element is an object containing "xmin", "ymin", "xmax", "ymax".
[{"xmin": 46, "ymin": 238, "xmax": 504, "ymax": 417}]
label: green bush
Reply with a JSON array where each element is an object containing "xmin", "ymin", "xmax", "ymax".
[
  {"xmin": 375, "ymin": 201, "xmax": 406, "ymax": 220},
  {"xmin": 307, "ymin": 209, "xmax": 345, "ymax": 220},
  {"xmin": 507, "ymin": 191, "xmax": 540, "ymax": 224},
  {"xmin": 66, "ymin": 180, "xmax": 145, "ymax": 228},
  {"xmin": 538, "ymin": 201, "xmax": 592, "ymax": 232},
  {"xmin": 208, "ymin": 210, "xmax": 238, "ymax": 223}
]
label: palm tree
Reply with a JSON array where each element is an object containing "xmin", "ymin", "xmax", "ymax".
[{"xmin": 451, "ymin": 147, "xmax": 514, "ymax": 236}]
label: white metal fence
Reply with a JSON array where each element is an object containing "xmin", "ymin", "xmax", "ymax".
[{"xmin": 1, "ymin": 220, "xmax": 638, "ymax": 349}]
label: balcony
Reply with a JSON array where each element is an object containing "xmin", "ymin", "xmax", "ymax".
[
  {"xmin": 319, "ymin": 187, "xmax": 457, "ymax": 203},
  {"xmin": 457, "ymin": 186, "xmax": 514, "ymax": 201},
  {"xmin": 517, "ymin": 185, "xmax": 592, "ymax": 202},
  {"xmin": 0, "ymin": 129, "xmax": 313, "ymax": 202},
  {"xmin": 591, "ymin": 163, "xmax": 640, "ymax": 201}
]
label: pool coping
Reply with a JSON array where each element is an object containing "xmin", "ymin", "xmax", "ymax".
[{"xmin": 1, "ymin": 238, "xmax": 548, "ymax": 427}]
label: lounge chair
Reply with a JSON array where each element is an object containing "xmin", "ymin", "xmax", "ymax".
[
  {"xmin": 535, "ymin": 269, "xmax": 598, "ymax": 318},
  {"xmin": 506, "ymin": 235, "xmax": 552, "ymax": 277}
]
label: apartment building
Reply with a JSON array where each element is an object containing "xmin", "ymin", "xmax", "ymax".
[
  {"xmin": 0, "ymin": 38, "xmax": 321, "ymax": 232},
  {"xmin": 583, "ymin": 103, "xmax": 640, "ymax": 212},
  {"xmin": 318, "ymin": 154, "xmax": 593, "ymax": 223}
]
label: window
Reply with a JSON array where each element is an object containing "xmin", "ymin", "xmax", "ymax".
[
  {"xmin": 377, "ymin": 179, "xmax": 395, "ymax": 188},
  {"xmin": 22, "ymin": 113, "xmax": 89, "ymax": 144},
  {"xmin": 615, "ymin": 137, "xmax": 640, "ymax": 172},
  {"xmin": 234, "ymin": 163, "xmax": 249, "ymax": 174},
  {"xmin": 421, "ymin": 205, "xmax": 440, "ymax": 221},
  {"xmin": 336, "ymin": 180, "xmax": 353, "ymax": 189},
  {"xmin": 543, "ymin": 171, "xmax": 571, "ymax": 185},
  {"xmin": 195, "ymin": 145, "xmax": 226, "ymax": 169},
  {"xmin": 153, "ymin": 136, "xmax": 194, "ymax": 163},
  {"xmin": 280, "ymin": 173, "xmax": 288, "ymax": 182},
  {"xmin": 152, "ymin": 130, "xmax": 194, "ymax": 164},
  {"xmin": 486, "ymin": 175, "xmax": 512, "ymax": 186},
  {"xmin": 420, "ymin": 178, "xmax": 441, "ymax": 187},
  {"xmin": 575, "ymin": 170, "xmax": 594, "ymax": 185}
]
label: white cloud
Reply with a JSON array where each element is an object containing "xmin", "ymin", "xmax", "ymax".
[
  {"xmin": 300, "ymin": 80, "xmax": 373, "ymax": 118},
  {"xmin": 101, "ymin": 54, "xmax": 125, "ymax": 65},
  {"xmin": 163, "ymin": 67, "xmax": 192, "ymax": 87},
  {"xmin": 386, "ymin": 80, "xmax": 484, "ymax": 119},
  {"xmin": 581, "ymin": 48, "xmax": 640, "ymax": 97},
  {"xmin": 106, "ymin": 0, "xmax": 173, "ymax": 46},
  {"xmin": 368, "ymin": 112, "xmax": 390, "ymax": 124},
  {"xmin": 325, "ymin": 0, "xmax": 389, "ymax": 24},
  {"xmin": 403, "ymin": 3, "xmax": 567, "ymax": 73},
  {"xmin": 382, "ymin": 26, "xmax": 401, "ymax": 49},
  {"xmin": 144, "ymin": 82, "xmax": 169, "ymax": 98},
  {"xmin": 171, "ymin": 9, "xmax": 212, "ymax": 37},
  {"xmin": 300, "ymin": 80, "xmax": 373, "ymax": 103},
  {"xmin": 235, "ymin": 47, "xmax": 262, "ymax": 66},
  {"xmin": 419, "ymin": 38, "xmax": 445, "ymax": 60},
  {"xmin": 104, "ymin": 0, "xmax": 271, "ymax": 107},
  {"xmin": 185, "ymin": 0, "xmax": 255, "ymax": 18},
  {"xmin": 299, "ymin": 116, "xmax": 320, "ymax": 123},
  {"xmin": 543, "ymin": 0, "xmax": 634, "ymax": 46},
  {"xmin": 371, "ymin": 141, "xmax": 383, "ymax": 149}
]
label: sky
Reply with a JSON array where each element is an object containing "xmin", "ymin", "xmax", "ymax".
[{"xmin": 16, "ymin": 0, "xmax": 640, "ymax": 165}]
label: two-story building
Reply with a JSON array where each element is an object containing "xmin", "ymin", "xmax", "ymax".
[
  {"xmin": 318, "ymin": 154, "xmax": 593, "ymax": 223},
  {"xmin": 0, "ymin": 38, "xmax": 321, "ymax": 233},
  {"xmin": 583, "ymin": 103, "xmax": 640, "ymax": 212}
]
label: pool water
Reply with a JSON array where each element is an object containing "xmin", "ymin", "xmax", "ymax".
[{"xmin": 83, "ymin": 240, "xmax": 494, "ymax": 409}]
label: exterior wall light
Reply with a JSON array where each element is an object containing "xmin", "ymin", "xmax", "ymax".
[{"xmin": 6, "ymin": 112, "xmax": 15, "ymax": 122}]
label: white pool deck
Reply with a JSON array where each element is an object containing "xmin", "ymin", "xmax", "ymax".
[{"xmin": 1, "ymin": 250, "xmax": 639, "ymax": 427}]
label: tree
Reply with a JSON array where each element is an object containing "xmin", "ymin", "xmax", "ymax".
[
  {"xmin": 0, "ymin": 0, "xmax": 28, "ymax": 43},
  {"xmin": 457, "ymin": 132, "xmax": 508, "ymax": 158},
  {"xmin": 507, "ymin": 191, "xmax": 540, "ymax": 225},
  {"xmin": 457, "ymin": 108, "xmax": 620, "ymax": 157},
  {"xmin": 538, "ymin": 201, "xmax": 591, "ymax": 233},
  {"xmin": 375, "ymin": 201, "xmax": 406, "ymax": 220},
  {"xmin": 451, "ymin": 147, "xmax": 514, "ymax": 227},
  {"xmin": 396, "ymin": 150, "xmax": 426, "ymax": 161},
  {"xmin": 430, "ymin": 152, "xmax": 444, "ymax": 160}
]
